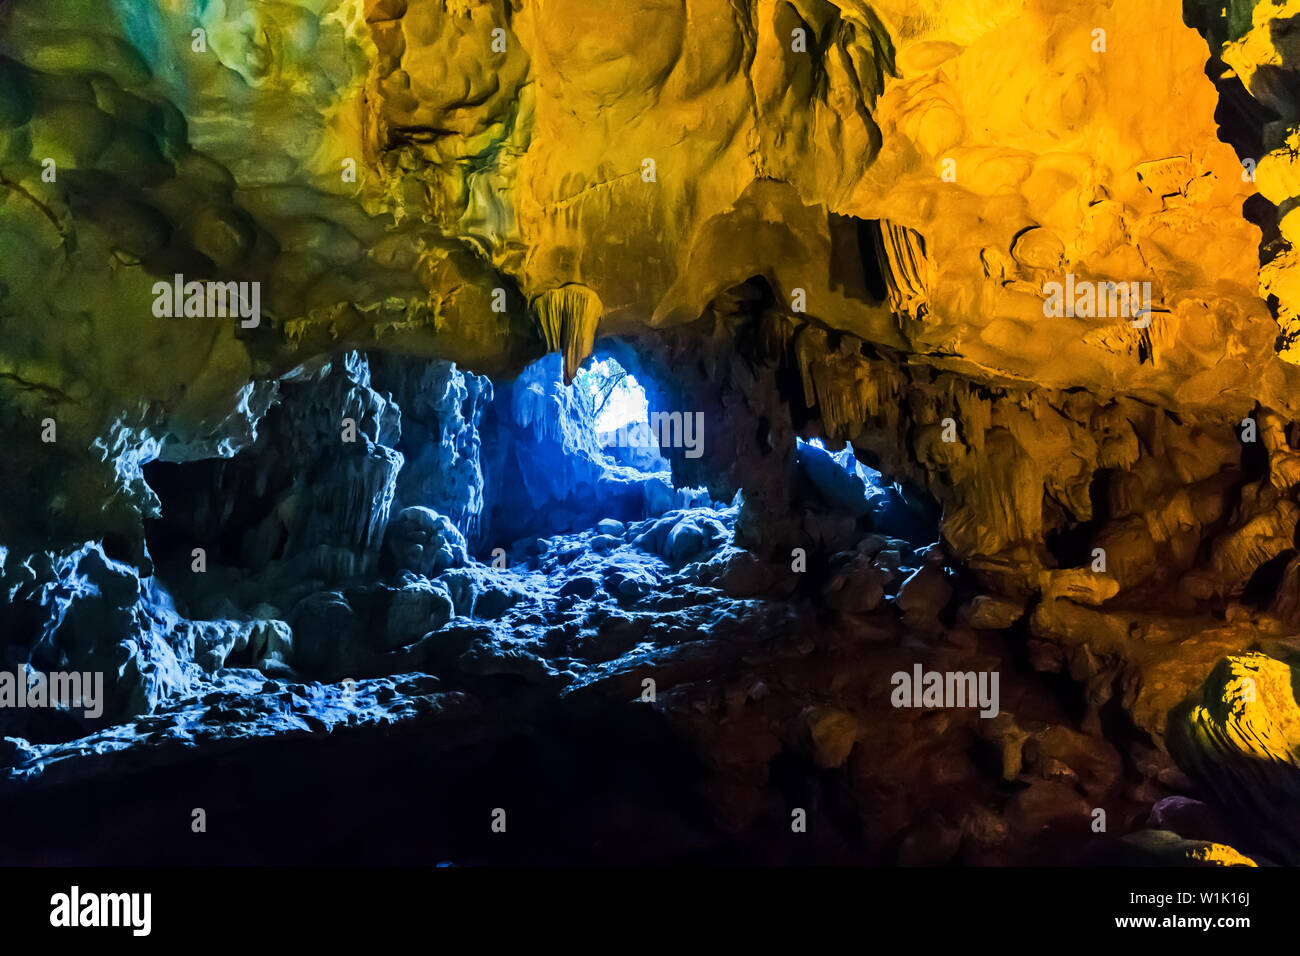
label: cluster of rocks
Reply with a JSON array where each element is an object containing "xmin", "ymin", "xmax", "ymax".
[{"xmin": 0, "ymin": 464, "xmax": 1272, "ymax": 866}]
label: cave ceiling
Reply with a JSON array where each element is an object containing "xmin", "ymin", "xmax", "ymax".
[
  {"xmin": 7, "ymin": 0, "xmax": 1300, "ymax": 874},
  {"xmin": 2, "ymin": 0, "xmax": 1294, "ymax": 463}
]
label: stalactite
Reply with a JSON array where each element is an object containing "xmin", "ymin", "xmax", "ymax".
[
  {"xmin": 874, "ymin": 220, "xmax": 933, "ymax": 325},
  {"xmin": 534, "ymin": 284, "xmax": 603, "ymax": 384},
  {"xmin": 793, "ymin": 324, "xmax": 900, "ymax": 439}
]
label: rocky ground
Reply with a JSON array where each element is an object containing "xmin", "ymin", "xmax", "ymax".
[
  {"xmin": 5, "ymin": 0, "xmax": 1300, "ymax": 869},
  {"xmin": 1, "ymin": 492, "xmax": 1274, "ymax": 866}
]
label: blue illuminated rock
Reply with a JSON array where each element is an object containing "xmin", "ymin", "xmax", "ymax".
[{"xmin": 385, "ymin": 506, "xmax": 468, "ymax": 578}]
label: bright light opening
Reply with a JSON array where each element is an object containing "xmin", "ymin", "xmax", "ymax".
[{"xmin": 579, "ymin": 357, "xmax": 650, "ymax": 434}]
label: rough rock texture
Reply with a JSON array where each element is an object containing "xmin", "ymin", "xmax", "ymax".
[
  {"xmin": 1186, "ymin": 0, "xmax": 1300, "ymax": 364},
  {"xmin": 6, "ymin": 0, "xmax": 1300, "ymax": 865},
  {"xmin": 370, "ymin": 354, "xmax": 492, "ymax": 541},
  {"xmin": 146, "ymin": 350, "xmax": 403, "ymax": 604},
  {"xmin": 481, "ymin": 351, "xmax": 681, "ymax": 543}
]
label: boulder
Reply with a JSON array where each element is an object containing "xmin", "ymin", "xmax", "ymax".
[
  {"xmin": 438, "ymin": 566, "xmax": 527, "ymax": 619},
  {"xmin": 797, "ymin": 441, "xmax": 869, "ymax": 518},
  {"xmin": 385, "ymin": 506, "xmax": 468, "ymax": 577},
  {"xmin": 960, "ymin": 594, "xmax": 1025, "ymax": 630},
  {"xmin": 665, "ymin": 514, "xmax": 727, "ymax": 566},
  {"xmin": 1147, "ymin": 796, "xmax": 1237, "ymax": 847},
  {"xmin": 896, "ymin": 565, "xmax": 952, "ymax": 625},
  {"xmin": 596, "ymin": 518, "xmax": 626, "ymax": 536},
  {"xmin": 1113, "ymin": 830, "xmax": 1257, "ymax": 867},
  {"xmin": 823, "ymin": 554, "xmax": 886, "ymax": 613},
  {"xmin": 381, "ymin": 578, "xmax": 454, "ymax": 650},
  {"xmin": 559, "ymin": 575, "xmax": 600, "ymax": 600}
]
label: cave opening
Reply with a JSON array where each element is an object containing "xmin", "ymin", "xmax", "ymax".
[
  {"xmin": 138, "ymin": 342, "xmax": 736, "ymax": 628},
  {"xmin": 1044, "ymin": 470, "xmax": 1114, "ymax": 569},
  {"xmin": 794, "ymin": 436, "xmax": 941, "ymax": 546},
  {"xmin": 578, "ymin": 355, "xmax": 670, "ymax": 474},
  {"xmin": 477, "ymin": 344, "xmax": 721, "ymax": 556}
]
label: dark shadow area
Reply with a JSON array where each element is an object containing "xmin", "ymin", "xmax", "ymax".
[{"xmin": 828, "ymin": 213, "xmax": 889, "ymax": 304}]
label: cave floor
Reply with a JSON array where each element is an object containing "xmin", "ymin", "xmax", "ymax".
[{"xmin": 0, "ymin": 505, "xmax": 1260, "ymax": 866}]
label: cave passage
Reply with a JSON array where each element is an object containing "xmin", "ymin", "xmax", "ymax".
[
  {"xmin": 9, "ymin": 0, "xmax": 1300, "ymax": 882},
  {"xmin": 795, "ymin": 436, "xmax": 941, "ymax": 546},
  {"xmin": 478, "ymin": 346, "xmax": 714, "ymax": 553},
  {"xmin": 580, "ymin": 355, "xmax": 670, "ymax": 473},
  {"xmin": 13, "ymin": 343, "xmax": 1101, "ymax": 868}
]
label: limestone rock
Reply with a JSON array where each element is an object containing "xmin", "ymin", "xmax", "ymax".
[
  {"xmin": 960, "ymin": 595, "xmax": 1025, "ymax": 630},
  {"xmin": 385, "ymin": 507, "xmax": 468, "ymax": 578},
  {"xmin": 896, "ymin": 565, "xmax": 953, "ymax": 627},
  {"xmin": 1146, "ymin": 796, "xmax": 1238, "ymax": 848},
  {"xmin": 1171, "ymin": 653, "xmax": 1300, "ymax": 862},
  {"xmin": 1113, "ymin": 830, "xmax": 1257, "ymax": 867},
  {"xmin": 801, "ymin": 706, "xmax": 860, "ymax": 769},
  {"xmin": 10, "ymin": 0, "xmax": 1300, "ymax": 870}
]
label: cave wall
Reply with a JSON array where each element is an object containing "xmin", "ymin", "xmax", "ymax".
[
  {"xmin": 370, "ymin": 352, "xmax": 492, "ymax": 541},
  {"xmin": 7, "ymin": 0, "xmax": 1300, "ymax": 863},
  {"xmin": 0, "ymin": 0, "xmax": 1293, "ymax": 564}
]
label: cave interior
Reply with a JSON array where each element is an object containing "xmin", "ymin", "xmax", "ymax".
[{"xmin": 4, "ymin": 0, "xmax": 1300, "ymax": 870}]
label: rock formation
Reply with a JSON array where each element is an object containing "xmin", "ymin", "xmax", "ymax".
[{"xmin": 2, "ymin": 0, "xmax": 1300, "ymax": 867}]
